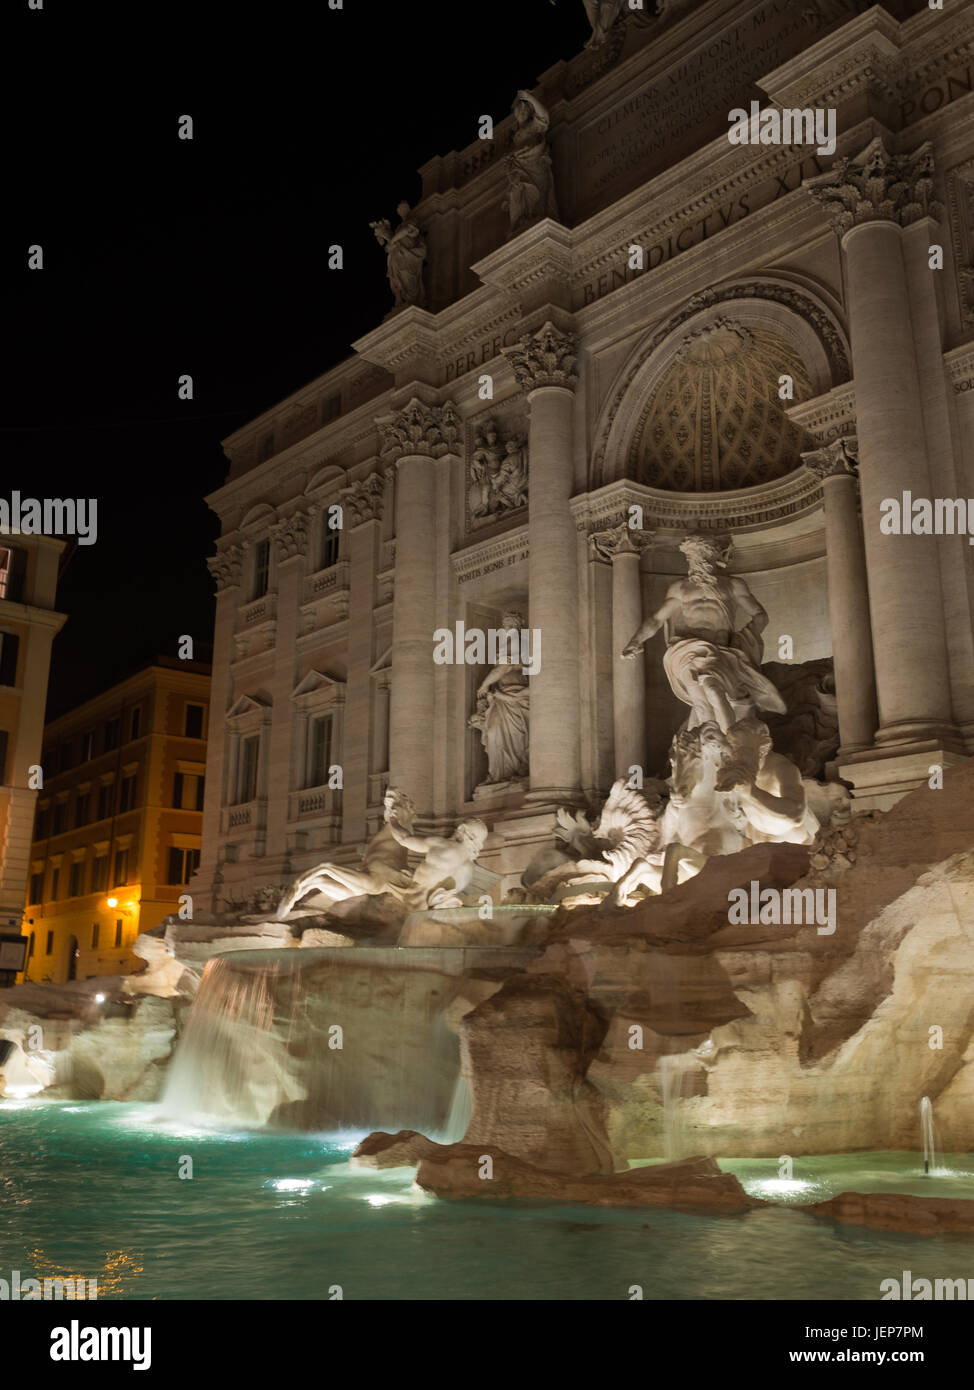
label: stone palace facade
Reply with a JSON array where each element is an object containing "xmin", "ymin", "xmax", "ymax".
[{"xmin": 193, "ymin": 0, "xmax": 974, "ymax": 909}]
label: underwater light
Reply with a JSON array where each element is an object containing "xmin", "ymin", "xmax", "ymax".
[
  {"xmin": 270, "ymin": 1179, "xmax": 315, "ymax": 1193},
  {"xmin": 365, "ymin": 1194, "xmax": 394, "ymax": 1207},
  {"xmin": 746, "ymin": 1177, "xmax": 819, "ymax": 1198}
]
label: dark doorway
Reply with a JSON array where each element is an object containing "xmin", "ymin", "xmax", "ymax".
[{"xmin": 66, "ymin": 935, "xmax": 79, "ymax": 982}]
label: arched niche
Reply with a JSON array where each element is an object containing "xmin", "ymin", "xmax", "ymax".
[{"xmin": 591, "ymin": 278, "xmax": 850, "ymax": 490}]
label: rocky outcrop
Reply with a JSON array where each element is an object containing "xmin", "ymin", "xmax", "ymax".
[
  {"xmin": 54, "ymin": 996, "xmax": 178, "ymax": 1101},
  {"xmin": 414, "ymin": 1148, "xmax": 753, "ymax": 1211},
  {"xmin": 350, "ymin": 1129, "xmax": 445, "ymax": 1169},
  {"xmin": 806, "ymin": 1192, "xmax": 974, "ymax": 1234},
  {"xmin": 454, "ymin": 765, "xmax": 974, "ymax": 1165},
  {"xmin": 459, "ymin": 973, "xmax": 613, "ymax": 1174}
]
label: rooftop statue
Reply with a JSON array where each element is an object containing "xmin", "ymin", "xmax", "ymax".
[
  {"xmin": 505, "ymin": 91, "xmax": 559, "ymax": 235},
  {"xmin": 370, "ymin": 201, "xmax": 427, "ymax": 309}
]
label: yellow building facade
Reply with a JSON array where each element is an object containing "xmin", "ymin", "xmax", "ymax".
[
  {"xmin": 22, "ymin": 658, "xmax": 211, "ymax": 984},
  {"xmin": 0, "ymin": 536, "xmax": 67, "ymax": 930}
]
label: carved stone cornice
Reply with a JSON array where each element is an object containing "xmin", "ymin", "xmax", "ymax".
[
  {"xmin": 271, "ymin": 511, "xmax": 310, "ymax": 561},
  {"xmin": 207, "ymin": 544, "xmax": 243, "ymax": 592},
  {"xmin": 377, "ymin": 398, "xmax": 463, "ymax": 461},
  {"xmin": 503, "ymin": 320, "xmax": 578, "ymax": 393},
  {"xmin": 787, "ymin": 383, "xmax": 857, "ymax": 446},
  {"xmin": 804, "ymin": 138, "xmax": 943, "ymax": 235},
  {"xmin": 801, "ymin": 436, "xmax": 859, "ymax": 483},
  {"xmin": 589, "ymin": 525, "xmax": 655, "ymax": 563},
  {"xmin": 339, "ymin": 472, "xmax": 385, "ymax": 527}
]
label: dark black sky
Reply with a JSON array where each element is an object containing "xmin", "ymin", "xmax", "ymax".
[{"xmin": 7, "ymin": 0, "xmax": 592, "ymax": 718}]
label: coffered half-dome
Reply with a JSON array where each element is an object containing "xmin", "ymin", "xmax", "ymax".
[{"xmin": 628, "ymin": 319, "xmax": 814, "ymax": 492}]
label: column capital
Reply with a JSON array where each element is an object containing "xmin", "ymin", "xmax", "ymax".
[
  {"xmin": 271, "ymin": 510, "xmax": 311, "ymax": 561},
  {"xmin": 339, "ymin": 472, "xmax": 385, "ymax": 527},
  {"xmin": 376, "ymin": 397, "xmax": 463, "ymax": 462},
  {"xmin": 802, "ymin": 435, "xmax": 859, "ymax": 482},
  {"xmin": 589, "ymin": 525, "xmax": 654, "ymax": 562},
  {"xmin": 207, "ymin": 542, "xmax": 243, "ymax": 592},
  {"xmin": 504, "ymin": 320, "xmax": 578, "ymax": 394},
  {"xmin": 804, "ymin": 137, "xmax": 942, "ymax": 235}
]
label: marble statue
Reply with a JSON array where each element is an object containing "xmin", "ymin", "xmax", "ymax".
[
  {"xmin": 505, "ymin": 92, "xmax": 558, "ymax": 235},
  {"xmin": 370, "ymin": 201, "xmax": 427, "ymax": 308},
  {"xmin": 383, "ymin": 800, "xmax": 489, "ymax": 909},
  {"xmin": 468, "ymin": 611, "xmax": 530, "ymax": 784},
  {"xmin": 469, "ymin": 422, "xmax": 528, "ymax": 524},
  {"xmin": 276, "ymin": 788, "xmax": 416, "ymax": 918},
  {"xmin": 622, "ymin": 531, "xmax": 787, "ymax": 736},
  {"xmin": 552, "ymin": 0, "xmax": 627, "ymax": 49},
  {"xmin": 608, "ymin": 530, "xmax": 820, "ymax": 894}
]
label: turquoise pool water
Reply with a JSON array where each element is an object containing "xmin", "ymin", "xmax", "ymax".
[{"xmin": 2, "ymin": 1099, "xmax": 973, "ymax": 1300}]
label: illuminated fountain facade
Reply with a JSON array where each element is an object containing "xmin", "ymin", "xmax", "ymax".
[{"xmin": 6, "ymin": 0, "xmax": 974, "ymax": 1207}]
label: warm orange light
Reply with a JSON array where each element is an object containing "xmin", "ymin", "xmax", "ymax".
[{"xmin": 106, "ymin": 897, "xmax": 118, "ymax": 908}]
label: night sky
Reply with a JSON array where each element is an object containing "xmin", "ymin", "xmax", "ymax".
[{"xmin": 7, "ymin": 0, "xmax": 592, "ymax": 718}]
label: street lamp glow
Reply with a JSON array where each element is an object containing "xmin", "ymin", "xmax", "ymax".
[{"xmin": 106, "ymin": 897, "xmax": 118, "ymax": 908}]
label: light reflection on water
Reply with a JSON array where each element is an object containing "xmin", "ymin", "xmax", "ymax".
[{"xmin": 1, "ymin": 1099, "xmax": 973, "ymax": 1301}]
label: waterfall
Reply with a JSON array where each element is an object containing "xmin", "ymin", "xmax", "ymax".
[
  {"xmin": 659, "ymin": 1055, "xmax": 692, "ymax": 1161},
  {"xmin": 160, "ymin": 946, "xmax": 476, "ymax": 1137},
  {"xmin": 920, "ymin": 1095, "xmax": 942, "ymax": 1176}
]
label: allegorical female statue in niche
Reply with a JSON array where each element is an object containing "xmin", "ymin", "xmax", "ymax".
[
  {"xmin": 370, "ymin": 201, "xmax": 427, "ymax": 308},
  {"xmin": 469, "ymin": 611, "xmax": 531, "ymax": 785},
  {"xmin": 505, "ymin": 91, "xmax": 559, "ymax": 236}
]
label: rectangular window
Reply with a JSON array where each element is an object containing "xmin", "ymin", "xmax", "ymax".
[
  {"xmin": 45, "ymin": 931, "xmax": 53, "ymax": 955},
  {"xmin": 130, "ymin": 706, "xmax": 142, "ymax": 741},
  {"xmin": 50, "ymin": 866, "xmax": 60, "ymax": 899},
  {"xmin": 35, "ymin": 804, "xmax": 50, "ymax": 840},
  {"xmin": 69, "ymin": 861, "xmax": 83, "ymax": 897},
  {"xmin": 0, "ymin": 546, "xmax": 27, "ymax": 604},
  {"xmin": 91, "ymin": 922, "xmax": 99, "ymax": 949},
  {"xmin": 113, "ymin": 848, "xmax": 129, "ymax": 886},
  {"xmin": 168, "ymin": 846, "xmax": 201, "ymax": 885},
  {"xmin": 237, "ymin": 736, "xmax": 259, "ymax": 804},
  {"xmin": 97, "ymin": 782, "xmax": 113, "ymax": 820},
  {"xmin": 320, "ymin": 528, "xmax": 340, "ymax": 570},
  {"xmin": 29, "ymin": 871, "xmax": 43, "ymax": 903},
  {"xmin": 309, "ymin": 714, "xmax": 332, "ymax": 788},
  {"xmin": 81, "ymin": 730, "xmax": 95, "ymax": 762},
  {"xmin": 114, "ymin": 919, "xmax": 123, "ymax": 948},
  {"xmin": 184, "ymin": 703, "xmax": 204, "ymax": 739},
  {"xmin": 173, "ymin": 771, "xmax": 204, "ymax": 810},
  {"xmin": 59, "ymin": 740, "xmax": 74, "ymax": 772},
  {"xmin": 75, "ymin": 793, "xmax": 89, "ymax": 828},
  {"xmin": 253, "ymin": 539, "xmax": 270, "ymax": 599},
  {"xmin": 52, "ymin": 801, "xmax": 67, "ymax": 835},
  {"xmin": 104, "ymin": 717, "xmax": 120, "ymax": 752},
  {"xmin": 0, "ymin": 631, "xmax": 20, "ymax": 686},
  {"xmin": 91, "ymin": 855, "xmax": 108, "ymax": 893},
  {"xmin": 119, "ymin": 773, "xmax": 137, "ymax": 813}
]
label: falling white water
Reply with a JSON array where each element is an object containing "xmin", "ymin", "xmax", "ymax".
[
  {"xmin": 160, "ymin": 947, "xmax": 475, "ymax": 1138},
  {"xmin": 659, "ymin": 1055, "xmax": 692, "ymax": 1161},
  {"xmin": 920, "ymin": 1095, "xmax": 943, "ymax": 1175}
]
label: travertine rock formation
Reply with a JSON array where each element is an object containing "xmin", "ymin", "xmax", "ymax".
[{"xmin": 454, "ymin": 765, "xmax": 974, "ymax": 1164}]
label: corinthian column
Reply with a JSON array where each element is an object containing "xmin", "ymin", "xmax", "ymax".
[
  {"xmin": 504, "ymin": 322, "xmax": 580, "ymax": 799},
  {"xmin": 801, "ymin": 438, "xmax": 877, "ymax": 753},
  {"xmin": 806, "ymin": 139, "xmax": 953, "ymax": 746},
  {"xmin": 379, "ymin": 398, "xmax": 462, "ymax": 817},
  {"xmin": 591, "ymin": 525, "xmax": 653, "ymax": 779}
]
